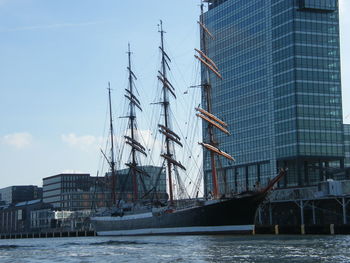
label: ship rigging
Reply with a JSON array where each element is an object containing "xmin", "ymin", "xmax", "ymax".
[{"xmin": 90, "ymin": 1, "xmax": 286, "ymax": 236}]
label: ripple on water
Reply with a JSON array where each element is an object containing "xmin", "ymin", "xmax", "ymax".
[
  {"xmin": 0, "ymin": 235, "xmax": 349, "ymax": 263},
  {"xmin": 0, "ymin": 245, "xmax": 34, "ymax": 249}
]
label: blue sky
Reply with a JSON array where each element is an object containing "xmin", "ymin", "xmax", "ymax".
[
  {"xmin": 0, "ymin": 0, "xmax": 349, "ymax": 188},
  {"xmin": 0, "ymin": 0, "xmax": 201, "ymax": 188}
]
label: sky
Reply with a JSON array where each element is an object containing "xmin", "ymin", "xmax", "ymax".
[{"xmin": 0, "ymin": 0, "xmax": 349, "ymax": 188}]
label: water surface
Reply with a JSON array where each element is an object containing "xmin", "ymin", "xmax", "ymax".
[{"xmin": 0, "ymin": 235, "xmax": 349, "ymax": 262}]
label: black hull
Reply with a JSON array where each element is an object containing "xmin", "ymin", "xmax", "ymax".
[{"xmin": 91, "ymin": 191, "xmax": 267, "ymax": 236}]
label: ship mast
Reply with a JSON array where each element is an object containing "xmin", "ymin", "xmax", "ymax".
[
  {"xmin": 108, "ymin": 82, "xmax": 117, "ymax": 205},
  {"xmin": 201, "ymin": 3, "xmax": 218, "ymax": 199},
  {"xmin": 158, "ymin": 20, "xmax": 185, "ymax": 205},
  {"xmin": 128, "ymin": 44, "xmax": 138, "ymax": 202},
  {"xmin": 124, "ymin": 43, "xmax": 147, "ymax": 202},
  {"xmin": 196, "ymin": 2, "xmax": 234, "ymax": 199}
]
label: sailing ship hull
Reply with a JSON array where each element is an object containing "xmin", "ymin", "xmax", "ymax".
[{"xmin": 91, "ymin": 191, "xmax": 266, "ymax": 236}]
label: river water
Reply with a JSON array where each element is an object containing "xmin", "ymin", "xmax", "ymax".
[{"xmin": 0, "ymin": 235, "xmax": 349, "ymax": 262}]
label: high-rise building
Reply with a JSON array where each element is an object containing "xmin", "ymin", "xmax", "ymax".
[
  {"xmin": 344, "ymin": 124, "xmax": 350, "ymax": 167},
  {"xmin": 202, "ymin": 0, "xmax": 344, "ymax": 193}
]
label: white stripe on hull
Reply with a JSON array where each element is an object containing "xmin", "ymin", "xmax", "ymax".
[
  {"xmin": 97, "ymin": 225, "xmax": 254, "ymax": 236},
  {"xmin": 91, "ymin": 212, "xmax": 152, "ymax": 222}
]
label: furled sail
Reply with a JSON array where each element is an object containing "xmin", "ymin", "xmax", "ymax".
[
  {"xmin": 125, "ymin": 140, "xmax": 147, "ymax": 157},
  {"xmin": 125, "ymin": 163, "xmax": 150, "ymax": 177},
  {"xmin": 195, "ymin": 107, "xmax": 227, "ymax": 127},
  {"xmin": 197, "ymin": 20, "xmax": 214, "ymax": 39},
  {"xmin": 127, "ymin": 66, "xmax": 137, "ymax": 80},
  {"xmin": 194, "ymin": 54, "xmax": 222, "ymax": 79},
  {"xmin": 159, "ymin": 129, "xmax": 183, "ymax": 147},
  {"xmin": 158, "ymin": 124, "xmax": 181, "ymax": 141},
  {"xmin": 195, "ymin": 48, "xmax": 219, "ymax": 72},
  {"xmin": 124, "ymin": 94, "xmax": 142, "ymax": 111},
  {"xmin": 124, "ymin": 135, "xmax": 146, "ymax": 151},
  {"xmin": 158, "ymin": 71, "xmax": 175, "ymax": 90},
  {"xmin": 199, "ymin": 142, "xmax": 235, "ymax": 161},
  {"xmin": 125, "ymin": 89, "xmax": 141, "ymax": 105},
  {"xmin": 158, "ymin": 75, "xmax": 176, "ymax": 98},
  {"xmin": 196, "ymin": 113, "xmax": 230, "ymax": 135},
  {"xmin": 159, "ymin": 46, "xmax": 171, "ymax": 71},
  {"xmin": 161, "ymin": 154, "xmax": 186, "ymax": 171}
]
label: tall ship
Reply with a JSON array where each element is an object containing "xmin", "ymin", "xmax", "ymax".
[{"xmin": 91, "ymin": 3, "xmax": 285, "ymax": 236}]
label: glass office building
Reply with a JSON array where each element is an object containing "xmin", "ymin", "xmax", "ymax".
[
  {"xmin": 345, "ymin": 124, "xmax": 350, "ymax": 167},
  {"xmin": 202, "ymin": 0, "xmax": 344, "ymax": 193}
]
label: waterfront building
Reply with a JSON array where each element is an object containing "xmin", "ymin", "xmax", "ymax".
[
  {"xmin": 42, "ymin": 166, "xmax": 166, "ymax": 210},
  {"xmin": 53, "ymin": 210, "xmax": 92, "ymax": 231},
  {"xmin": 30, "ymin": 208, "xmax": 55, "ymax": 230},
  {"xmin": 202, "ymin": 0, "xmax": 344, "ymax": 194},
  {"xmin": 42, "ymin": 173, "xmax": 92, "ymax": 209},
  {"xmin": 0, "ymin": 186, "xmax": 42, "ymax": 205},
  {"xmin": 107, "ymin": 165, "xmax": 167, "ymax": 201},
  {"xmin": 0, "ymin": 200, "xmax": 51, "ymax": 234},
  {"xmin": 42, "ymin": 173, "xmax": 110, "ymax": 210}
]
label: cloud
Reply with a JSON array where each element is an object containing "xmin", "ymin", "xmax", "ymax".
[
  {"xmin": 137, "ymin": 129, "xmax": 162, "ymax": 150},
  {"xmin": 2, "ymin": 132, "xmax": 33, "ymax": 149},
  {"xmin": 60, "ymin": 129, "xmax": 182, "ymax": 165},
  {"xmin": 61, "ymin": 133, "xmax": 103, "ymax": 151},
  {"xmin": 0, "ymin": 21, "xmax": 103, "ymax": 33},
  {"xmin": 113, "ymin": 129, "xmax": 163, "ymax": 164}
]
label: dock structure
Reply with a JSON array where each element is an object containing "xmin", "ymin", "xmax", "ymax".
[
  {"xmin": 2, "ymin": 225, "xmax": 350, "ymax": 239},
  {"xmin": 1, "ymin": 180, "xmax": 350, "ymax": 239},
  {"xmin": 0, "ymin": 230, "xmax": 96, "ymax": 239},
  {"xmin": 254, "ymin": 224, "xmax": 350, "ymax": 235},
  {"xmin": 255, "ymin": 181, "xmax": 350, "ymax": 232}
]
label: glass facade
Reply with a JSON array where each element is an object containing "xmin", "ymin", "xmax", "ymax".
[
  {"xmin": 345, "ymin": 124, "xmax": 350, "ymax": 167},
  {"xmin": 202, "ymin": 0, "xmax": 344, "ymax": 193},
  {"xmin": 300, "ymin": 0, "xmax": 338, "ymax": 11}
]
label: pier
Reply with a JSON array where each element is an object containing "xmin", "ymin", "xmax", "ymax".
[
  {"xmin": 254, "ymin": 224, "xmax": 350, "ymax": 235},
  {"xmin": 0, "ymin": 230, "xmax": 96, "ymax": 239},
  {"xmin": 2, "ymin": 225, "xmax": 350, "ymax": 239}
]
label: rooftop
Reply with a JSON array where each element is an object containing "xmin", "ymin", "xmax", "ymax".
[{"xmin": 43, "ymin": 173, "xmax": 90, "ymax": 180}]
